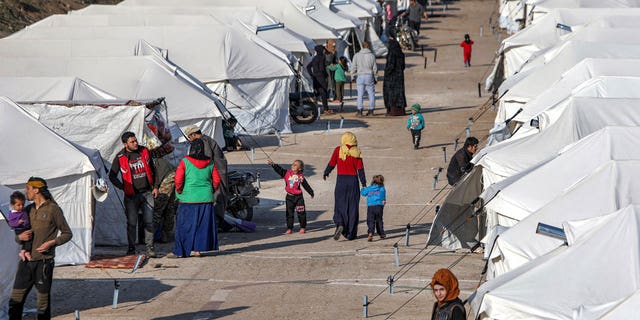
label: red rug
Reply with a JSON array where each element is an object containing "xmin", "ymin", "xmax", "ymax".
[{"xmin": 85, "ymin": 254, "xmax": 146, "ymax": 269}]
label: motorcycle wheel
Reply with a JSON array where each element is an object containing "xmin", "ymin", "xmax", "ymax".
[
  {"xmin": 234, "ymin": 206, "xmax": 254, "ymax": 221},
  {"xmin": 291, "ymin": 100, "xmax": 319, "ymax": 124},
  {"xmin": 410, "ymin": 39, "xmax": 416, "ymax": 51}
]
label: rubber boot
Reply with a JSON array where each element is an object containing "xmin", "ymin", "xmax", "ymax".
[{"xmin": 145, "ymin": 230, "xmax": 157, "ymax": 258}]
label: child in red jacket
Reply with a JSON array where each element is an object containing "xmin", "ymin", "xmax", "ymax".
[
  {"xmin": 268, "ymin": 159, "xmax": 314, "ymax": 234},
  {"xmin": 460, "ymin": 34, "xmax": 474, "ymax": 67}
]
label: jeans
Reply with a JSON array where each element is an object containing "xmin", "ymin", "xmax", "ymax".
[
  {"xmin": 356, "ymin": 74, "xmax": 376, "ymax": 111},
  {"xmin": 9, "ymin": 259, "xmax": 55, "ymax": 320},
  {"xmin": 124, "ymin": 192, "xmax": 154, "ymax": 247}
]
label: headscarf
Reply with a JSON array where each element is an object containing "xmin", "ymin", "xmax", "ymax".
[
  {"xmin": 189, "ymin": 138, "xmax": 210, "ymax": 160},
  {"xmin": 339, "ymin": 132, "xmax": 362, "ymax": 160},
  {"xmin": 429, "ymin": 268, "xmax": 460, "ymax": 305},
  {"xmin": 27, "ymin": 176, "xmax": 53, "ymax": 200}
]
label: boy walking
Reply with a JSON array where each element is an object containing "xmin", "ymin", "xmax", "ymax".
[{"xmin": 406, "ymin": 103, "xmax": 425, "ymax": 149}]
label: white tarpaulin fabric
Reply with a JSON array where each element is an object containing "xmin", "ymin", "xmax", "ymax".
[
  {"xmin": 485, "ymin": 127, "xmax": 640, "ymax": 278},
  {"xmin": 0, "ymin": 96, "xmax": 95, "ymax": 265},
  {"xmin": 19, "ymin": 103, "xmax": 149, "ymax": 246},
  {"xmin": 514, "ymin": 58, "xmax": 640, "ymax": 123},
  {"xmin": 477, "ymin": 97, "xmax": 640, "ymax": 187},
  {"xmin": 0, "ymin": 54, "xmax": 225, "ymax": 144},
  {"xmin": 486, "ymin": 9, "xmax": 640, "ymax": 91},
  {"xmin": 7, "ymin": 24, "xmax": 292, "ymax": 134},
  {"xmin": 111, "ymin": 1, "xmax": 340, "ymax": 42},
  {"xmin": 0, "ymin": 184, "xmax": 20, "ymax": 320},
  {"xmin": 471, "ymin": 204, "xmax": 640, "ymax": 319},
  {"xmin": 0, "ymin": 77, "xmax": 118, "ymax": 102},
  {"xmin": 530, "ymin": 0, "xmax": 640, "ymax": 22},
  {"xmin": 574, "ymin": 290, "xmax": 640, "ymax": 319},
  {"xmin": 496, "ymin": 41, "xmax": 640, "ymax": 124}
]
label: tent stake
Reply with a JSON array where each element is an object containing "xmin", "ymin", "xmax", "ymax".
[
  {"xmin": 363, "ymin": 295, "xmax": 369, "ymax": 318},
  {"xmin": 404, "ymin": 224, "xmax": 411, "ymax": 246},
  {"xmin": 393, "ymin": 243, "xmax": 400, "ymax": 267},
  {"xmin": 112, "ymin": 280, "xmax": 120, "ymax": 309}
]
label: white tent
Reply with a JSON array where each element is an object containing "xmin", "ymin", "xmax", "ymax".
[
  {"xmin": 486, "ymin": 9, "xmax": 640, "ymax": 91},
  {"xmin": 429, "ymin": 98, "xmax": 640, "ymax": 250},
  {"xmin": 0, "ymin": 96, "xmax": 96, "ymax": 265},
  {"xmin": 0, "ymin": 76, "xmax": 118, "ymax": 102},
  {"xmin": 0, "ymin": 184, "xmax": 20, "ymax": 320},
  {"xmin": 0, "ymin": 53, "xmax": 225, "ymax": 144},
  {"xmin": 19, "ymin": 102, "xmax": 151, "ymax": 246},
  {"xmin": 514, "ymin": 58, "xmax": 640, "ymax": 123},
  {"xmin": 530, "ymin": 0, "xmax": 640, "ymax": 23},
  {"xmin": 574, "ymin": 290, "xmax": 640, "ymax": 320},
  {"xmin": 471, "ymin": 204, "xmax": 640, "ymax": 319},
  {"xmin": 7, "ymin": 24, "xmax": 293, "ymax": 135},
  {"xmin": 485, "ymin": 127, "xmax": 640, "ymax": 278},
  {"xmin": 107, "ymin": 1, "xmax": 340, "ymax": 42},
  {"xmin": 495, "ymin": 41, "xmax": 640, "ymax": 124}
]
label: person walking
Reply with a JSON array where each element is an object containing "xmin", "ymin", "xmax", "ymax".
[
  {"xmin": 323, "ymin": 132, "xmax": 367, "ymax": 240},
  {"xmin": 153, "ymin": 157, "xmax": 178, "ymax": 243},
  {"xmin": 361, "ymin": 175, "xmax": 387, "ymax": 241},
  {"xmin": 109, "ymin": 131, "xmax": 159, "ymax": 257},
  {"xmin": 429, "ymin": 268, "xmax": 466, "ymax": 320},
  {"xmin": 406, "ymin": 104, "xmax": 425, "ymax": 149},
  {"xmin": 383, "ymin": 36, "xmax": 407, "ymax": 116},
  {"xmin": 446, "ymin": 136, "xmax": 479, "ymax": 185},
  {"xmin": 460, "ymin": 34, "xmax": 474, "ymax": 67},
  {"xmin": 268, "ymin": 159, "xmax": 314, "ymax": 234},
  {"xmin": 327, "ymin": 56, "xmax": 349, "ymax": 112},
  {"xmin": 351, "ymin": 41, "xmax": 378, "ymax": 117},
  {"xmin": 167, "ymin": 138, "xmax": 221, "ymax": 258},
  {"xmin": 9, "ymin": 177, "xmax": 72, "ymax": 320},
  {"xmin": 403, "ymin": 0, "xmax": 427, "ymax": 35},
  {"xmin": 307, "ymin": 45, "xmax": 333, "ymax": 114},
  {"xmin": 184, "ymin": 125, "xmax": 229, "ymax": 229}
]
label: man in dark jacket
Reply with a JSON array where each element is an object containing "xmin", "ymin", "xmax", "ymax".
[
  {"xmin": 446, "ymin": 137, "xmax": 479, "ymax": 185},
  {"xmin": 307, "ymin": 45, "xmax": 332, "ymax": 114},
  {"xmin": 109, "ymin": 131, "xmax": 159, "ymax": 257}
]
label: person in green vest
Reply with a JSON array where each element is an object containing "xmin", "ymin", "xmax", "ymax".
[
  {"xmin": 327, "ymin": 56, "xmax": 349, "ymax": 112},
  {"xmin": 167, "ymin": 138, "xmax": 221, "ymax": 258}
]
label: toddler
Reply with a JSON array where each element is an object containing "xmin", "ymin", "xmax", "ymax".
[
  {"xmin": 361, "ymin": 175, "xmax": 387, "ymax": 241},
  {"xmin": 406, "ymin": 103, "xmax": 425, "ymax": 149},
  {"xmin": 268, "ymin": 159, "xmax": 314, "ymax": 234},
  {"xmin": 460, "ymin": 34, "xmax": 474, "ymax": 67},
  {"xmin": 327, "ymin": 56, "xmax": 349, "ymax": 111},
  {"xmin": 8, "ymin": 191, "xmax": 32, "ymax": 261}
]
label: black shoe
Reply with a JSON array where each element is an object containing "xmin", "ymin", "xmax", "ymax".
[
  {"xmin": 126, "ymin": 246, "xmax": 136, "ymax": 255},
  {"xmin": 414, "ymin": 145, "xmax": 419, "ymax": 150},
  {"xmin": 366, "ymin": 110, "xmax": 373, "ymax": 116},
  {"xmin": 339, "ymin": 102, "xmax": 344, "ymax": 112},
  {"xmin": 356, "ymin": 110, "xmax": 363, "ymax": 117},
  {"xmin": 333, "ymin": 225, "xmax": 344, "ymax": 241}
]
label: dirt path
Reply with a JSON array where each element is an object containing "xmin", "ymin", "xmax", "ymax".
[{"xmin": 44, "ymin": 1, "xmax": 500, "ymax": 319}]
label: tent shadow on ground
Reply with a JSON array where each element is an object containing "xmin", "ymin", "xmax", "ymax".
[
  {"xmin": 46, "ymin": 277, "xmax": 173, "ymax": 317},
  {"xmin": 152, "ymin": 307, "xmax": 249, "ymax": 320}
]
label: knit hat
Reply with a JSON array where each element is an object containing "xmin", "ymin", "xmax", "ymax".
[
  {"xmin": 184, "ymin": 125, "xmax": 201, "ymax": 137},
  {"xmin": 411, "ymin": 104, "xmax": 421, "ymax": 112}
]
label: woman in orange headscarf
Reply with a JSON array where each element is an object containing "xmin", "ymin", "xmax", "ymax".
[
  {"xmin": 323, "ymin": 132, "xmax": 367, "ymax": 240},
  {"xmin": 429, "ymin": 268, "xmax": 466, "ymax": 320}
]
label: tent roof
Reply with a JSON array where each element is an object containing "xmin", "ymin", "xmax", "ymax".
[
  {"xmin": 486, "ymin": 126, "xmax": 640, "ymax": 223},
  {"xmin": 516, "ymin": 58, "xmax": 640, "ymax": 122},
  {"xmin": 67, "ymin": 6, "xmax": 315, "ymax": 53},
  {"xmin": 476, "ymin": 97, "xmax": 640, "ymax": 182},
  {"xmin": 0, "ymin": 76, "xmax": 118, "ymax": 102},
  {"xmin": 319, "ymin": 0, "xmax": 372, "ymax": 20},
  {"xmin": 289, "ymin": 0, "xmax": 359, "ymax": 30},
  {"xmin": 473, "ymin": 204, "xmax": 640, "ymax": 319},
  {"xmin": 0, "ymin": 96, "xmax": 95, "ymax": 184},
  {"xmin": 96, "ymin": 1, "xmax": 339, "ymax": 41},
  {"xmin": 8, "ymin": 24, "xmax": 294, "ymax": 82},
  {"xmin": 497, "ymin": 41, "xmax": 640, "ymax": 122},
  {"xmin": 0, "ymin": 54, "xmax": 223, "ymax": 133}
]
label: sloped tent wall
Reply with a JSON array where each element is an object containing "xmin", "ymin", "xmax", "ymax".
[
  {"xmin": 471, "ymin": 204, "xmax": 640, "ymax": 319},
  {"xmin": 0, "ymin": 97, "xmax": 95, "ymax": 265},
  {"xmin": 0, "ymin": 183, "xmax": 20, "ymax": 320},
  {"xmin": 20, "ymin": 103, "xmax": 149, "ymax": 246},
  {"xmin": 0, "ymin": 77, "xmax": 118, "ymax": 102}
]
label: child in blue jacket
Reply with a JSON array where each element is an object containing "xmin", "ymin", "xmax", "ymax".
[
  {"xmin": 406, "ymin": 103, "xmax": 425, "ymax": 149},
  {"xmin": 361, "ymin": 175, "xmax": 387, "ymax": 241}
]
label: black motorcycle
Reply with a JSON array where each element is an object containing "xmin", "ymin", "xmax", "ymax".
[
  {"xmin": 226, "ymin": 170, "xmax": 260, "ymax": 221},
  {"xmin": 289, "ymin": 91, "xmax": 319, "ymax": 124}
]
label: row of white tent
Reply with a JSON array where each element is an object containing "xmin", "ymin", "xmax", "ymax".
[{"xmin": 426, "ymin": 4, "xmax": 640, "ymax": 319}]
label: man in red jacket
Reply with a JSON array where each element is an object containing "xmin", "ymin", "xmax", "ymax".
[{"xmin": 109, "ymin": 131, "xmax": 159, "ymax": 257}]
